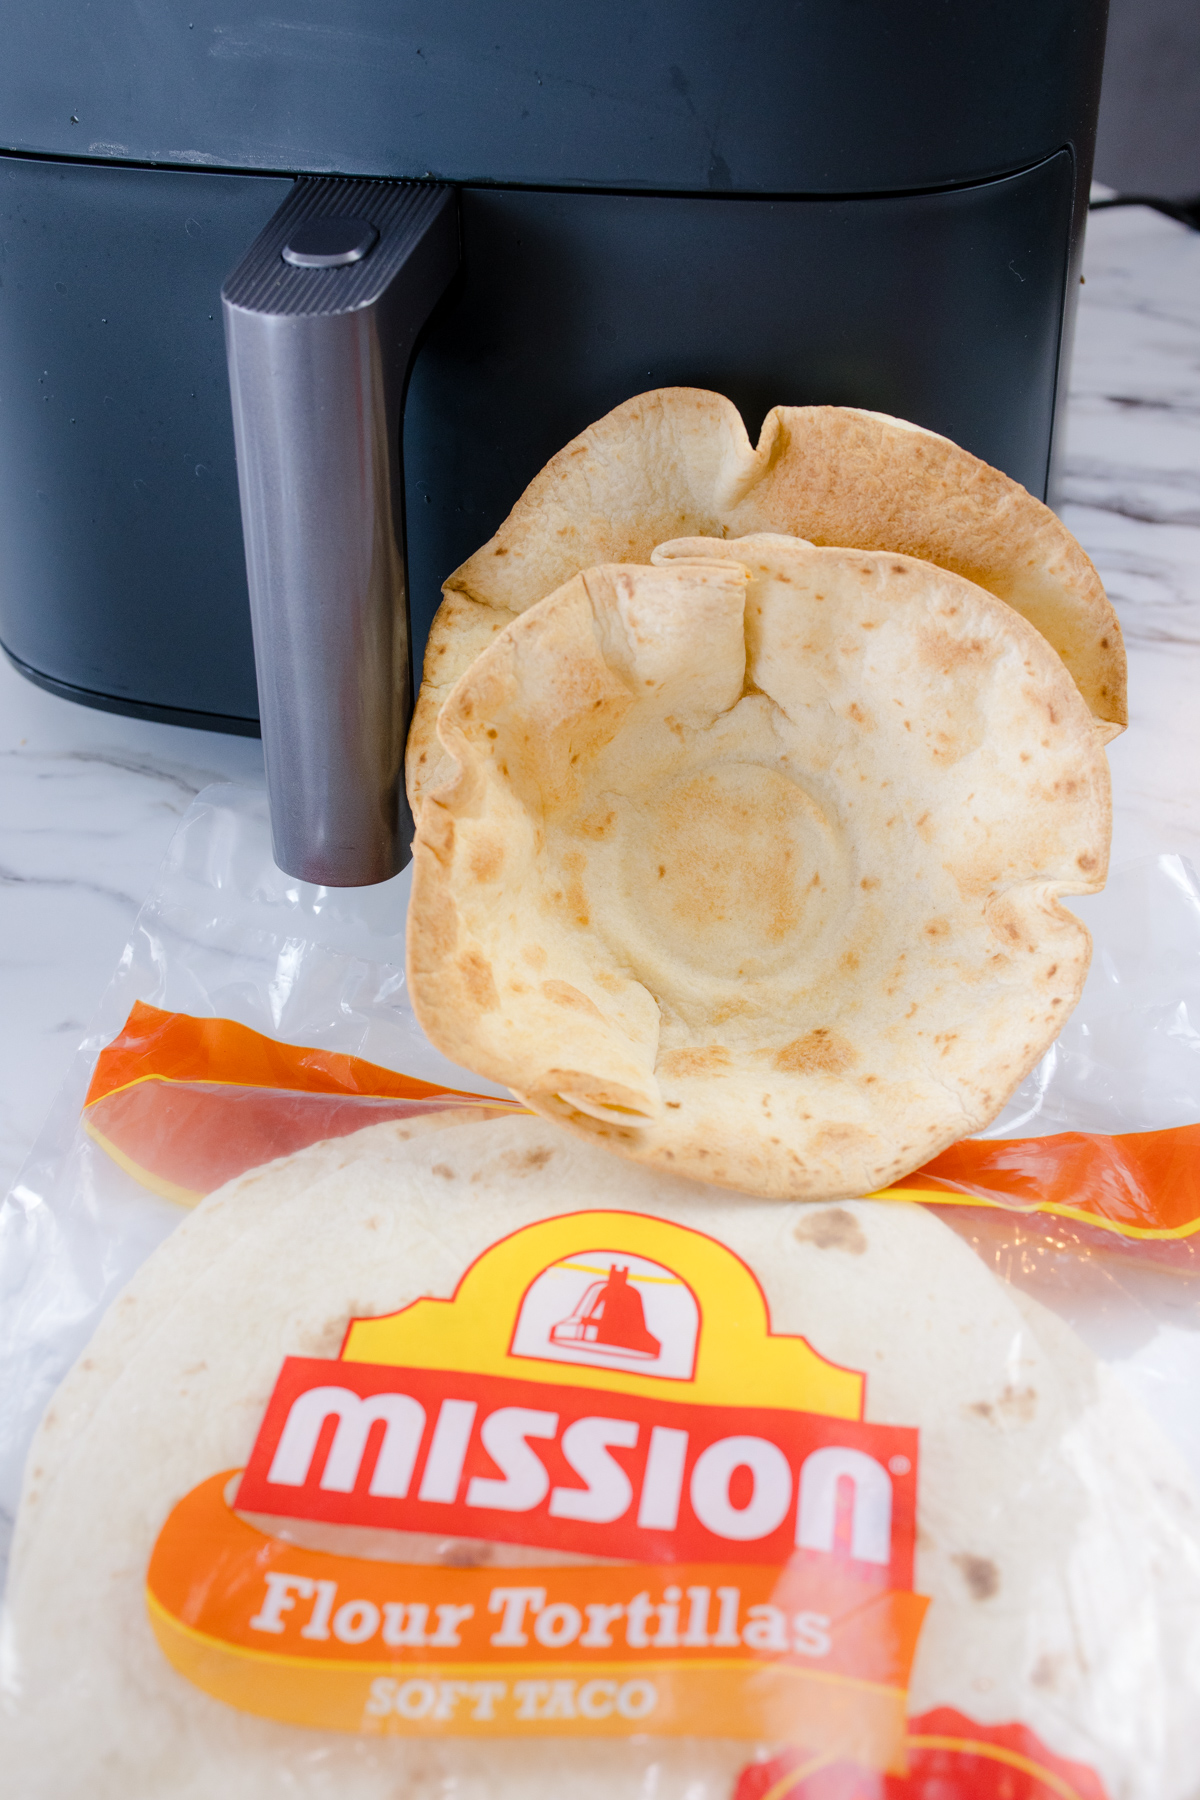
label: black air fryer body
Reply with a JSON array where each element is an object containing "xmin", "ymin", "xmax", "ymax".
[{"xmin": 0, "ymin": 2, "xmax": 1107, "ymax": 865}]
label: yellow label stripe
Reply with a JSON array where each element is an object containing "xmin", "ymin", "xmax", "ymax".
[
  {"xmin": 759, "ymin": 1750, "xmax": 840, "ymax": 1800},
  {"xmin": 870, "ymin": 1184, "xmax": 1200, "ymax": 1244},
  {"xmin": 906, "ymin": 1733, "xmax": 1089, "ymax": 1800}
]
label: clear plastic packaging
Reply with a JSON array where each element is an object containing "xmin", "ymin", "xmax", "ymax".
[
  {"xmin": 3, "ymin": 781, "xmax": 1200, "ymax": 1799},
  {"xmin": 0, "ymin": 783, "xmax": 511, "ymax": 1576}
]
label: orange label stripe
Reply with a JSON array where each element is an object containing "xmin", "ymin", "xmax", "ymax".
[
  {"xmin": 85, "ymin": 1000, "xmax": 513, "ymax": 1108},
  {"xmin": 83, "ymin": 1005, "xmax": 1200, "ymax": 1240},
  {"xmin": 878, "ymin": 1121, "xmax": 1200, "ymax": 1241},
  {"xmin": 83, "ymin": 1001, "xmax": 520, "ymax": 1204},
  {"xmin": 147, "ymin": 1473, "xmax": 926, "ymax": 1762}
]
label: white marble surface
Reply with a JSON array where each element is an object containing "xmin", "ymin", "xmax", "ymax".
[
  {"xmin": 0, "ymin": 691, "xmax": 264, "ymax": 1200},
  {"xmin": 1, "ymin": 203, "xmax": 1198, "ymax": 1205},
  {"xmin": 1059, "ymin": 205, "xmax": 1200, "ymax": 866}
]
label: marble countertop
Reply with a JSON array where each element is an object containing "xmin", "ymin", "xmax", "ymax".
[{"xmin": 1, "ymin": 203, "xmax": 1198, "ymax": 1206}]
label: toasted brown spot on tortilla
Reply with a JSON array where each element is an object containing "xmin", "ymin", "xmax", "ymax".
[
  {"xmin": 659, "ymin": 1046, "xmax": 732, "ymax": 1077},
  {"xmin": 456, "ymin": 949, "xmax": 499, "ymax": 1012},
  {"xmin": 469, "ymin": 839, "xmax": 504, "ymax": 883},
  {"xmin": 953, "ymin": 1553, "xmax": 1001, "ymax": 1601},
  {"xmin": 542, "ymin": 980, "xmax": 605, "ymax": 1020},
  {"xmin": 575, "ymin": 804, "xmax": 617, "ymax": 841},
  {"xmin": 773, "ymin": 1030, "xmax": 856, "ymax": 1075},
  {"xmin": 500, "ymin": 1146, "xmax": 555, "ymax": 1175},
  {"xmin": 793, "ymin": 1208, "xmax": 868, "ymax": 1255},
  {"xmin": 439, "ymin": 1540, "xmax": 495, "ymax": 1567}
]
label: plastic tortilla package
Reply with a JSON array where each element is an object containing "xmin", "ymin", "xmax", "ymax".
[
  {"xmin": 7, "ymin": 1113, "xmax": 1200, "ymax": 1799},
  {"xmin": 3, "ymin": 784, "xmax": 1200, "ymax": 1798}
]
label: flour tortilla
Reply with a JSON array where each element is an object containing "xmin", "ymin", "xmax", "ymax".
[
  {"xmin": 907, "ymin": 1274, "xmax": 1200, "ymax": 1785},
  {"xmin": 4, "ymin": 1115, "xmax": 1198, "ymax": 1799},
  {"xmin": 8, "ymin": 1108, "xmax": 511, "ymax": 1581},
  {"xmin": 407, "ymin": 540, "xmax": 1109, "ymax": 1200},
  {"xmin": 407, "ymin": 391, "xmax": 1124, "ymax": 806}
]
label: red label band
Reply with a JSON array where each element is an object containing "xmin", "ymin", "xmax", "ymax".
[
  {"xmin": 734, "ymin": 1708, "xmax": 1111, "ymax": 1800},
  {"xmin": 237, "ymin": 1360, "xmax": 918, "ymax": 1583}
]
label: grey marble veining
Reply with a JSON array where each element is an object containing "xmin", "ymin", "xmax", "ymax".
[
  {"xmin": 0, "ymin": 203, "xmax": 1197, "ymax": 1203},
  {"xmin": 0, "ymin": 679, "xmax": 264, "ymax": 1199},
  {"xmin": 1057, "ymin": 206, "xmax": 1200, "ymax": 878}
]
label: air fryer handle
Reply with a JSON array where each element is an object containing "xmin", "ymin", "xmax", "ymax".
[{"xmin": 222, "ymin": 178, "xmax": 459, "ymax": 886}]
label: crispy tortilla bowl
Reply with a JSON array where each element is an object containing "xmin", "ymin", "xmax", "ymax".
[
  {"xmin": 406, "ymin": 535, "xmax": 1110, "ymax": 1201},
  {"xmin": 407, "ymin": 390, "xmax": 1124, "ymax": 810}
]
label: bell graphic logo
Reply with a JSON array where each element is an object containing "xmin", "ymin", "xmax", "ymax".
[
  {"xmin": 552, "ymin": 1265, "xmax": 661, "ymax": 1358},
  {"xmin": 512, "ymin": 1250, "xmax": 698, "ymax": 1379}
]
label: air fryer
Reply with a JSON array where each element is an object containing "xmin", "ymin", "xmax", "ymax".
[{"xmin": 0, "ymin": 1, "xmax": 1109, "ymax": 884}]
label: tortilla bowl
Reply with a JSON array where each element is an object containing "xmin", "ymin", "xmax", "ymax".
[
  {"xmin": 407, "ymin": 391, "xmax": 1124, "ymax": 808},
  {"xmin": 407, "ymin": 536, "xmax": 1110, "ymax": 1200}
]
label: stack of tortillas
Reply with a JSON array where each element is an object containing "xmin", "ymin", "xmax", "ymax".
[
  {"xmin": 3, "ymin": 1114, "xmax": 1198, "ymax": 1799},
  {"xmin": 405, "ymin": 393, "xmax": 1118, "ymax": 1198}
]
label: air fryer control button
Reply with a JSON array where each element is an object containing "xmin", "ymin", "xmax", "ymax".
[{"xmin": 281, "ymin": 218, "xmax": 379, "ymax": 268}]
